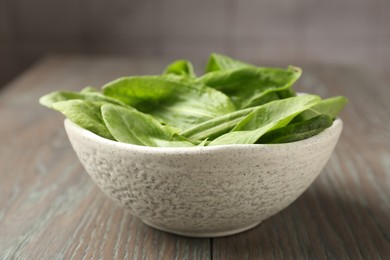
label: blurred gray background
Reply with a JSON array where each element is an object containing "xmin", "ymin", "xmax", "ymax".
[{"xmin": 0, "ymin": 0, "xmax": 389, "ymax": 87}]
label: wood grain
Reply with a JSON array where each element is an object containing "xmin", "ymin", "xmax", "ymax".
[
  {"xmin": 0, "ymin": 56, "xmax": 210, "ymax": 260},
  {"xmin": 0, "ymin": 57, "xmax": 389, "ymax": 259},
  {"xmin": 213, "ymin": 65, "xmax": 390, "ymax": 259}
]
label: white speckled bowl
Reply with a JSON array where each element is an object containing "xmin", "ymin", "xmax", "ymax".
[{"xmin": 64, "ymin": 118, "xmax": 343, "ymax": 237}]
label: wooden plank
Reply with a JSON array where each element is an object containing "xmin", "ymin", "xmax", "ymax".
[
  {"xmin": 0, "ymin": 56, "xmax": 210, "ymax": 259},
  {"xmin": 1, "ymin": 57, "xmax": 389, "ymax": 259},
  {"xmin": 212, "ymin": 65, "xmax": 390, "ymax": 259}
]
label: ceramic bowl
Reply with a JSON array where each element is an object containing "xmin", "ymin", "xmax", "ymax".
[{"xmin": 64, "ymin": 118, "xmax": 343, "ymax": 237}]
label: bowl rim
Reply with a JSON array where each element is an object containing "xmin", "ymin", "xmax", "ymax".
[{"xmin": 64, "ymin": 118, "xmax": 343, "ymax": 154}]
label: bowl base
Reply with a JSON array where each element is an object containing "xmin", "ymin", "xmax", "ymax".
[{"xmin": 142, "ymin": 220, "xmax": 262, "ymax": 238}]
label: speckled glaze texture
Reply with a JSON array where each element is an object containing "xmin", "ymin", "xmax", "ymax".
[{"xmin": 64, "ymin": 119, "xmax": 343, "ymax": 237}]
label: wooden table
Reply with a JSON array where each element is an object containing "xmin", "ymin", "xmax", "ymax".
[{"xmin": 0, "ymin": 56, "xmax": 389, "ymax": 259}]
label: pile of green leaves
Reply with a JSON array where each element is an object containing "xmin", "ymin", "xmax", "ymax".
[{"xmin": 40, "ymin": 54, "xmax": 347, "ymax": 147}]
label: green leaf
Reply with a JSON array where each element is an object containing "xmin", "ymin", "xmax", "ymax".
[
  {"xmin": 39, "ymin": 89, "xmax": 127, "ymax": 109},
  {"xmin": 311, "ymin": 96, "xmax": 348, "ymax": 119},
  {"xmin": 292, "ymin": 96, "xmax": 348, "ymax": 123},
  {"xmin": 290, "ymin": 109, "xmax": 321, "ymax": 123},
  {"xmin": 198, "ymin": 66, "xmax": 301, "ymax": 109},
  {"xmin": 180, "ymin": 106, "xmax": 258, "ymax": 141},
  {"xmin": 101, "ymin": 104, "xmax": 194, "ymax": 147},
  {"xmin": 164, "ymin": 59, "xmax": 196, "ymax": 77},
  {"xmin": 257, "ymin": 114, "xmax": 333, "ymax": 144},
  {"xmin": 102, "ymin": 75, "xmax": 236, "ymax": 130},
  {"xmin": 209, "ymin": 95, "xmax": 321, "ymax": 145},
  {"xmin": 52, "ymin": 100, "xmax": 114, "ymax": 140},
  {"xmin": 205, "ymin": 53, "xmax": 252, "ymax": 73},
  {"xmin": 80, "ymin": 86, "xmax": 99, "ymax": 93},
  {"xmin": 197, "ymin": 138, "xmax": 209, "ymax": 147},
  {"xmin": 39, "ymin": 54, "xmax": 347, "ymax": 147}
]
